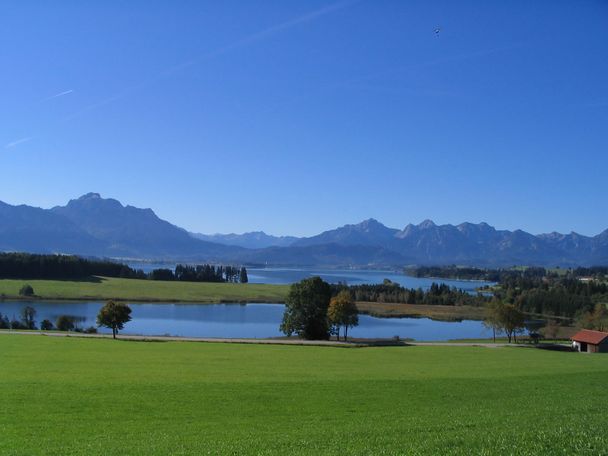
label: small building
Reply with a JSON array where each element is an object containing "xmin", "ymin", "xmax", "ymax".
[{"xmin": 571, "ymin": 329, "xmax": 608, "ymax": 353}]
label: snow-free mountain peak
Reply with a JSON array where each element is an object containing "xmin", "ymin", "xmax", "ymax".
[{"xmin": 1, "ymin": 194, "xmax": 607, "ymax": 266}]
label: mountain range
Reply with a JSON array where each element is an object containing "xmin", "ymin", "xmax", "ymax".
[
  {"xmin": 1, "ymin": 193, "xmax": 607, "ymax": 267},
  {"xmin": 191, "ymin": 231, "xmax": 298, "ymax": 249}
]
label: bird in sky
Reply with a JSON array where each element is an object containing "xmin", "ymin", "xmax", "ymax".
[{"xmin": 434, "ymin": 27, "xmax": 441, "ymax": 35}]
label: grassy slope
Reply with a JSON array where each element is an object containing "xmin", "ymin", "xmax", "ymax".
[
  {"xmin": 0, "ymin": 278, "xmax": 485, "ymax": 321},
  {"xmin": 0, "ymin": 276, "xmax": 289, "ymax": 303},
  {"xmin": 1, "ymin": 336, "xmax": 607, "ymax": 455}
]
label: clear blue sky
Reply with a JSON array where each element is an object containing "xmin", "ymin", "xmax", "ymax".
[{"xmin": 1, "ymin": 1, "xmax": 607, "ymax": 237}]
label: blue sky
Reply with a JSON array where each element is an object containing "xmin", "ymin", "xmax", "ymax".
[{"xmin": 1, "ymin": 1, "xmax": 607, "ymax": 237}]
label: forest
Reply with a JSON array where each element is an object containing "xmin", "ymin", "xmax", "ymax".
[
  {"xmin": 331, "ymin": 280, "xmax": 488, "ymax": 307},
  {"xmin": 494, "ymin": 274, "xmax": 608, "ymax": 318},
  {"xmin": 0, "ymin": 253, "xmax": 248, "ymax": 284},
  {"xmin": 333, "ymin": 269, "xmax": 608, "ymax": 322}
]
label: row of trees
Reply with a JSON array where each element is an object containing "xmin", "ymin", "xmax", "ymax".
[
  {"xmin": 0, "ymin": 307, "xmax": 90, "ymax": 332},
  {"xmin": 0, "ymin": 252, "xmax": 249, "ymax": 284},
  {"xmin": 280, "ymin": 277, "xmax": 359, "ymax": 341},
  {"xmin": 482, "ymin": 299, "xmax": 606, "ymax": 343},
  {"xmin": 410, "ymin": 265, "xmax": 608, "ymax": 283},
  {"xmin": 406, "ymin": 266, "xmax": 550, "ymax": 282},
  {"xmin": 331, "ymin": 279, "xmax": 488, "ymax": 307},
  {"xmin": 153, "ymin": 265, "xmax": 248, "ymax": 283},
  {"xmin": 0, "ymin": 301, "xmax": 132, "ymax": 339}
]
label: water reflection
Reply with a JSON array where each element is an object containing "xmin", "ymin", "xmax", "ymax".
[{"xmin": 0, "ymin": 301, "xmax": 494, "ymax": 341}]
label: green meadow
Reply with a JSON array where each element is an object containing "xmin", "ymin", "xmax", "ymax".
[
  {"xmin": 1, "ymin": 335, "xmax": 607, "ymax": 455},
  {"xmin": 0, "ymin": 277, "xmax": 486, "ymax": 320},
  {"xmin": 0, "ymin": 276, "xmax": 289, "ymax": 303}
]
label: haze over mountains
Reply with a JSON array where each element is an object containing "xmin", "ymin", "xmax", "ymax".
[
  {"xmin": 191, "ymin": 231, "xmax": 298, "ymax": 249},
  {"xmin": 1, "ymin": 193, "xmax": 607, "ymax": 267}
]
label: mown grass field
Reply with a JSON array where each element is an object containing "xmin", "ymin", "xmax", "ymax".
[
  {"xmin": 1, "ymin": 335, "xmax": 607, "ymax": 455},
  {"xmin": 0, "ymin": 276, "xmax": 289, "ymax": 303}
]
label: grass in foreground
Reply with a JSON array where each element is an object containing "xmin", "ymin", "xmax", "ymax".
[
  {"xmin": 0, "ymin": 276, "xmax": 289, "ymax": 303},
  {"xmin": 1, "ymin": 335, "xmax": 607, "ymax": 455}
]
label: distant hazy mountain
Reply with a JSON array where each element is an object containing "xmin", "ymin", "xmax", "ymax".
[
  {"xmin": 0, "ymin": 193, "xmax": 606, "ymax": 267},
  {"xmin": 0, "ymin": 200, "xmax": 105, "ymax": 255},
  {"xmin": 235, "ymin": 243, "xmax": 409, "ymax": 267},
  {"xmin": 292, "ymin": 218, "xmax": 608, "ymax": 267},
  {"xmin": 191, "ymin": 231, "xmax": 299, "ymax": 249},
  {"xmin": 293, "ymin": 218, "xmax": 399, "ymax": 249},
  {"xmin": 1, "ymin": 193, "xmax": 241, "ymax": 260}
]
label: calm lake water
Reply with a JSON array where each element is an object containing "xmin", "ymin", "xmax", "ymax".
[
  {"xmin": 0, "ymin": 301, "xmax": 495, "ymax": 341},
  {"xmin": 128, "ymin": 264, "xmax": 494, "ymax": 291}
]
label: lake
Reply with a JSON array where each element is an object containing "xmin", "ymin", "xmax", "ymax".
[
  {"xmin": 128, "ymin": 264, "xmax": 494, "ymax": 292},
  {"xmin": 0, "ymin": 301, "xmax": 495, "ymax": 341}
]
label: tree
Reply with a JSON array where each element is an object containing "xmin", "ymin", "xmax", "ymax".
[
  {"xmin": 578, "ymin": 303, "xmax": 608, "ymax": 331},
  {"xmin": 240, "ymin": 267, "xmax": 248, "ymax": 284},
  {"xmin": 280, "ymin": 277, "xmax": 331, "ymax": 340},
  {"xmin": 483, "ymin": 300, "xmax": 502, "ymax": 342},
  {"xmin": 542, "ymin": 320, "xmax": 560, "ymax": 340},
  {"xmin": 40, "ymin": 319, "xmax": 54, "ymax": 331},
  {"xmin": 591, "ymin": 303, "xmax": 608, "ymax": 331},
  {"xmin": 149, "ymin": 268, "xmax": 174, "ymax": 281},
  {"xmin": 497, "ymin": 303, "xmax": 525, "ymax": 343},
  {"xmin": 21, "ymin": 306, "xmax": 37, "ymax": 329},
  {"xmin": 96, "ymin": 301, "xmax": 132, "ymax": 339},
  {"xmin": 56, "ymin": 315, "xmax": 75, "ymax": 332},
  {"xmin": 327, "ymin": 290, "xmax": 359, "ymax": 341},
  {"xmin": 19, "ymin": 284, "xmax": 34, "ymax": 297}
]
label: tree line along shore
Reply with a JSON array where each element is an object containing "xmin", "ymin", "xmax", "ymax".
[{"xmin": 0, "ymin": 253, "xmax": 606, "ymax": 336}]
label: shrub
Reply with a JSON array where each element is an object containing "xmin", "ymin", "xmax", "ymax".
[
  {"xmin": 19, "ymin": 284, "xmax": 35, "ymax": 297},
  {"xmin": 84, "ymin": 326, "xmax": 98, "ymax": 334},
  {"xmin": 10, "ymin": 320, "xmax": 27, "ymax": 330},
  {"xmin": 40, "ymin": 319, "xmax": 54, "ymax": 331},
  {"xmin": 56, "ymin": 315, "xmax": 76, "ymax": 332}
]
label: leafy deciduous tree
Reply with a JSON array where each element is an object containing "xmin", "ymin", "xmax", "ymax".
[
  {"xmin": 578, "ymin": 303, "xmax": 608, "ymax": 332},
  {"xmin": 19, "ymin": 284, "xmax": 34, "ymax": 297},
  {"xmin": 498, "ymin": 303, "xmax": 525, "ymax": 343},
  {"xmin": 328, "ymin": 290, "xmax": 359, "ymax": 341},
  {"xmin": 483, "ymin": 300, "xmax": 502, "ymax": 342},
  {"xmin": 96, "ymin": 301, "xmax": 132, "ymax": 339},
  {"xmin": 56, "ymin": 315, "xmax": 76, "ymax": 332},
  {"xmin": 40, "ymin": 319, "xmax": 54, "ymax": 331},
  {"xmin": 280, "ymin": 277, "xmax": 331, "ymax": 340}
]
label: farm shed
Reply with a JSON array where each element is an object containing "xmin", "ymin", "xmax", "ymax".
[{"xmin": 571, "ymin": 329, "xmax": 608, "ymax": 353}]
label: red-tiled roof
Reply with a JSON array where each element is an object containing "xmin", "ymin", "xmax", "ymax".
[{"xmin": 571, "ymin": 329, "xmax": 608, "ymax": 345}]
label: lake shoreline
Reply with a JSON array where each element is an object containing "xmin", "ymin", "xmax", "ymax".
[
  {"xmin": 0, "ymin": 329, "xmax": 546, "ymax": 348},
  {"xmin": 1, "ymin": 295, "xmax": 487, "ymax": 322},
  {"xmin": 0, "ymin": 295, "xmax": 285, "ymax": 304}
]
